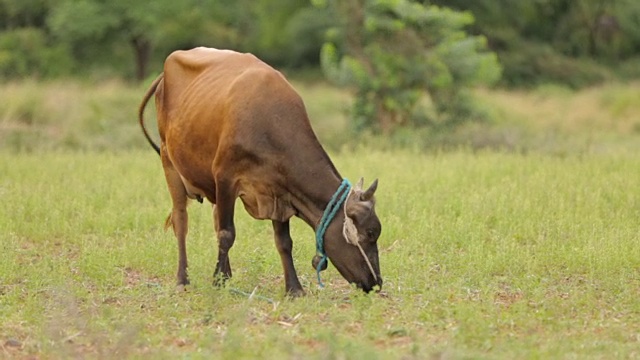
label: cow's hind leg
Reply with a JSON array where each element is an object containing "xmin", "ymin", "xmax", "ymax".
[
  {"xmin": 273, "ymin": 220, "xmax": 305, "ymax": 297},
  {"xmin": 162, "ymin": 157, "xmax": 190, "ymax": 287},
  {"xmin": 212, "ymin": 177, "xmax": 236, "ymax": 286}
]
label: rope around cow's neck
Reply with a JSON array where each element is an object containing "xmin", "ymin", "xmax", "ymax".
[
  {"xmin": 315, "ymin": 179, "xmax": 351, "ymax": 287},
  {"xmin": 315, "ymin": 179, "xmax": 378, "ymax": 288}
]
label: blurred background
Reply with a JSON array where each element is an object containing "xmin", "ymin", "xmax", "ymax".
[{"xmin": 1, "ymin": 0, "xmax": 639, "ymax": 153}]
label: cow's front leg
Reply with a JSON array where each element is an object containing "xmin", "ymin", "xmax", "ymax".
[
  {"xmin": 213, "ymin": 178, "xmax": 236, "ymax": 286},
  {"xmin": 273, "ymin": 220, "xmax": 305, "ymax": 297}
]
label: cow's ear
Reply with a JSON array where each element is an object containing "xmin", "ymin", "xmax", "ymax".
[
  {"xmin": 354, "ymin": 177, "xmax": 364, "ymax": 192},
  {"xmin": 360, "ymin": 179, "xmax": 378, "ymax": 201}
]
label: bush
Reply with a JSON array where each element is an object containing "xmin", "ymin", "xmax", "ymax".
[
  {"xmin": 319, "ymin": 0, "xmax": 501, "ymax": 134},
  {"xmin": 0, "ymin": 28, "xmax": 73, "ymax": 79},
  {"xmin": 498, "ymin": 41, "xmax": 611, "ymax": 88}
]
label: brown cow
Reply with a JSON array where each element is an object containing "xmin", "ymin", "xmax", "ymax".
[{"xmin": 138, "ymin": 47, "xmax": 382, "ymax": 296}]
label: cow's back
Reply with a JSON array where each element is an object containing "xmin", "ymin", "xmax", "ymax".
[
  {"xmin": 157, "ymin": 47, "xmax": 324, "ymax": 211},
  {"xmin": 160, "ymin": 47, "xmax": 307, "ymax": 149}
]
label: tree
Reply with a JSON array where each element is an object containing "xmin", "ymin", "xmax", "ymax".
[
  {"xmin": 615, "ymin": 0, "xmax": 640, "ymax": 55},
  {"xmin": 0, "ymin": 0, "xmax": 51, "ymax": 29},
  {"xmin": 317, "ymin": 0, "xmax": 501, "ymax": 133},
  {"xmin": 212, "ymin": 0, "xmax": 327, "ymax": 67},
  {"xmin": 48, "ymin": 0, "xmax": 191, "ymax": 80},
  {"xmin": 551, "ymin": 0, "xmax": 621, "ymax": 58},
  {"xmin": 432, "ymin": 0, "xmax": 640, "ymax": 86}
]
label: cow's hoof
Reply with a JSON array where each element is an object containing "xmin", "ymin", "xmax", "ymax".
[
  {"xmin": 286, "ymin": 288, "xmax": 306, "ymax": 298},
  {"xmin": 212, "ymin": 274, "xmax": 230, "ymax": 288},
  {"xmin": 176, "ymin": 284, "xmax": 188, "ymax": 292},
  {"xmin": 177, "ymin": 273, "xmax": 190, "ymax": 286}
]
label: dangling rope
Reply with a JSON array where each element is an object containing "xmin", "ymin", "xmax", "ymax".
[
  {"xmin": 315, "ymin": 179, "xmax": 351, "ymax": 287},
  {"xmin": 342, "ymin": 189, "xmax": 378, "ymax": 284}
]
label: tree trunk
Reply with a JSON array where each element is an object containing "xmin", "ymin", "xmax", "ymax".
[
  {"xmin": 376, "ymin": 99, "xmax": 395, "ymax": 135},
  {"xmin": 576, "ymin": 0, "xmax": 606, "ymax": 57},
  {"xmin": 131, "ymin": 35, "xmax": 152, "ymax": 81}
]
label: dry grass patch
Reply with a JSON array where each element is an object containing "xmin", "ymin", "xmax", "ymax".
[{"xmin": 478, "ymin": 82, "xmax": 640, "ymax": 134}]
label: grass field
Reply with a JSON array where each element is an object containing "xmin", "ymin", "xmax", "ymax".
[
  {"xmin": 2, "ymin": 149, "xmax": 639, "ymax": 359},
  {"xmin": 1, "ymin": 79, "xmax": 640, "ymax": 358}
]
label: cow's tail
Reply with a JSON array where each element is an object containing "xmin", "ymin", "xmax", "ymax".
[{"xmin": 138, "ymin": 73, "xmax": 163, "ymax": 156}]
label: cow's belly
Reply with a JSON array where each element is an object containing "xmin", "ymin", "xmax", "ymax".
[{"xmin": 165, "ymin": 137, "xmax": 218, "ymax": 202}]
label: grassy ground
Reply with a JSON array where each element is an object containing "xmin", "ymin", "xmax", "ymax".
[
  {"xmin": 471, "ymin": 83, "xmax": 640, "ymax": 154},
  {"xmin": 2, "ymin": 149, "xmax": 639, "ymax": 359},
  {"xmin": 1, "ymin": 79, "xmax": 640, "ymax": 358}
]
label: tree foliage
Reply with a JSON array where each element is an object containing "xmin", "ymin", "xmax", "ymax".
[
  {"xmin": 0, "ymin": 0, "xmax": 639, "ymax": 88},
  {"xmin": 48, "ymin": 0, "xmax": 195, "ymax": 80},
  {"xmin": 0, "ymin": 0, "xmax": 330, "ymax": 80},
  {"xmin": 0, "ymin": 27, "xmax": 72, "ymax": 78},
  {"xmin": 318, "ymin": 0, "xmax": 501, "ymax": 133},
  {"xmin": 432, "ymin": 0, "xmax": 640, "ymax": 86}
]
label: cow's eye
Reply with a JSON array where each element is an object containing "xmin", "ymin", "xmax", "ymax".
[{"xmin": 366, "ymin": 224, "xmax": 381, "ymax": 241}]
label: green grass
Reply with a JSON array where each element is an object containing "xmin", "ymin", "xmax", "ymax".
[{"xmin": 2, "ymin": 150, "xmax": 639, "ymax": 358}]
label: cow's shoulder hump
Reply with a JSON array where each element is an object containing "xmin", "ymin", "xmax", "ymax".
[{"xmin": 166, "ymin": 47, "xmax": 263, "ymax": 75}]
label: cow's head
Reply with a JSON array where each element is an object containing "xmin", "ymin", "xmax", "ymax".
[{"xmin": 314, "ymin": 178, "xmax": 382, "ymax": 292}]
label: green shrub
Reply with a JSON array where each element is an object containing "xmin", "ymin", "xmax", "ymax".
[
  {"xmin": 319, "ymin": 0, "xmax": 501, "ymax": 135},
  {"xmin": 498, "ymin": 41, "xmax": 611, "ymax": 88},
  {"xmin": 0, "ymin": 28, "xmax": 73, "ymax": 79}
]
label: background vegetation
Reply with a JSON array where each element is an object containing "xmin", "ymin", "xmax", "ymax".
[
  {"xmin": 3, "ymin": 0, "xmax": 640, "ymax": 84},
  {"xmin": 2, "ymin": 79, "xmax": 640, "ymax": 154},
  {"xmin": 1, "ymin": 0, "xmax": 640, "ymax": 138}
]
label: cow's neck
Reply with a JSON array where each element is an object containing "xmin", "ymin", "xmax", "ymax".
[
  {"xmin": 279, "ymin": 121, "xmax": 346, "ymax": 231},
  {"xmin": 290, "ymin": 164, "xmax": 344, "ymax": 231}
]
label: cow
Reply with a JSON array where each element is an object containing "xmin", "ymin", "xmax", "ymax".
[{"xmin": 138, "ymin": 47, "xmax": 382, "ymax": 296}]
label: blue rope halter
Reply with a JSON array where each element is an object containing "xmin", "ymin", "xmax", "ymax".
[{"xmin": 315, "ymin": 179, "xmax": 352, "ymax": 287}]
